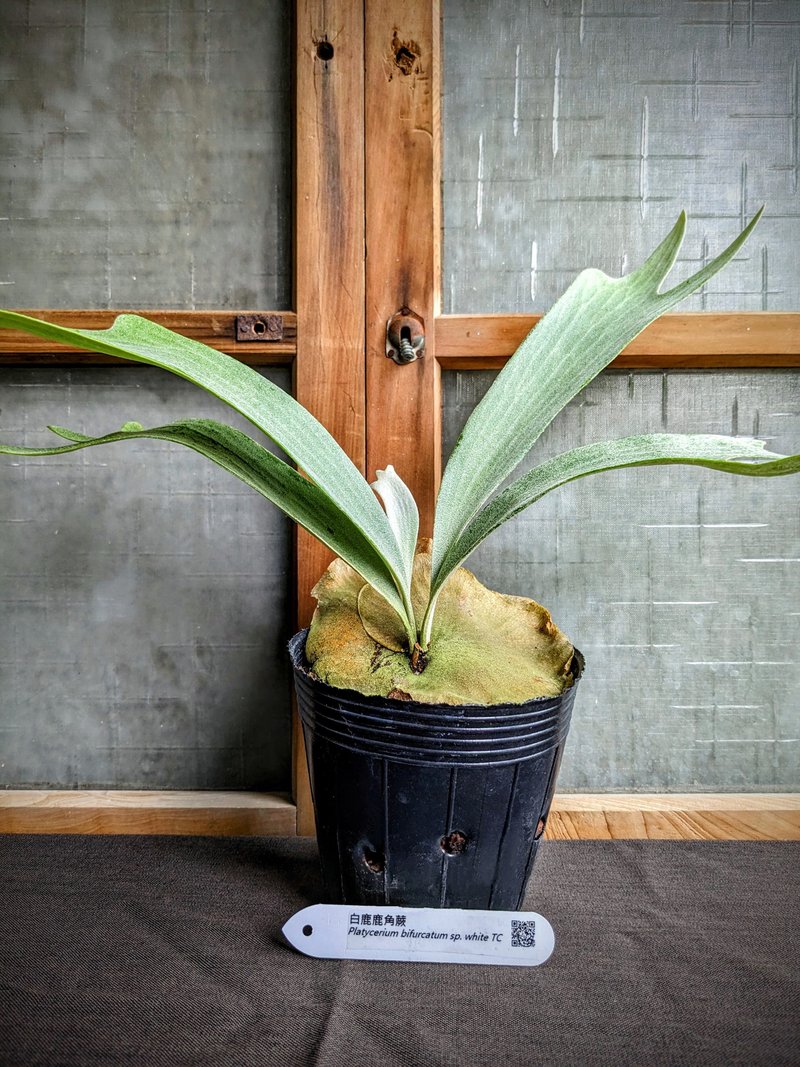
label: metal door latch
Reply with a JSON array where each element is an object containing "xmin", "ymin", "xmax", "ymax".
[{"xmin": 386, "ymin": 309, "xmax": 425, "ymax": 364}]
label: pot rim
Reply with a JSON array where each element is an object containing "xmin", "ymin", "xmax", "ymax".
[{"xmin": 289, "ymin": 628, "xmax": 584, "ymax": 715}]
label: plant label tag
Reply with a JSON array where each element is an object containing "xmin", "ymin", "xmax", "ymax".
[{"xmin": 282, "ymin": 904, "xmax": 555, "ymax": 967}]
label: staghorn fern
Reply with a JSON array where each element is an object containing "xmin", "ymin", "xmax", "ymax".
[{"xmin": 1, "ymin": 210, "xmax": 799, "ymax": 703}]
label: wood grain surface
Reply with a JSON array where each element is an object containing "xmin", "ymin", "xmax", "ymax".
[
  {"xmin": 0, "ymin": 310, "xmax": 297, "ymax": 361},
  {"xmin": 364, "ymin": 0, "xmax": 442, "ymax": 538},
  {"xmin": 1, "ymin": 791, "xmax": 796, "ymax": 840},
  {"xmin": 436, "ymin": 312, "xmax": 800, "ymax": 369},
  {"xmin": 0, "ymin": 790, "xmax": 296, "ymax": 836},
  {"xmin": 293, "ymin": 0, "xmax": 367, "ymax": 834},
  {"xmin": 547, "ymin": 793, "xmax": 800, "ymax": 841}
]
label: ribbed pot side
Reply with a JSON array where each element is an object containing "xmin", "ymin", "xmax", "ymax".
[{"xmin": 289, "ymin": 630, "xmax": 583, "ymax": 910}]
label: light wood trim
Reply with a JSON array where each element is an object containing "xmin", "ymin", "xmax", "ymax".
[
  {"xmin": 547, "ymin": 793, "xmax": 800, "ymax": 841},
  {"xmin": 0, "ymin": 310, "xmax": 297, "ymax": 363},
  {"xmin": 0, "ymin": 790, "xmax": 296, "ymax": 836},
  {"xmin": 1, "ymin": 790, "xmax": 796, "ymax": 839},
  {"xmin": 364, "ymin": 0, "xmax": 442, "ymax": 539},
  {"xmin": 293, "ymin": 0, "xmax": 367, "ymax": 835},
  {"xmin": 436, "ymin": 312, "xmax": 800, "ymax": 370}
]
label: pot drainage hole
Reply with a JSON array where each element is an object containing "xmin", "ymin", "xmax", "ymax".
[
  {"xmin": 440, "ymin": 831, "xmax": 468, "ymax": 855},
  {"xmin": 362, "ymin": 846, "xmax": 385, "ymax": 873}
]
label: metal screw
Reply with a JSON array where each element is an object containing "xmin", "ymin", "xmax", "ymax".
[
  {"xmin": 397, "ymin": 334, "xmax": 417, "ymax": 364},
  {"xmin": 386, "ymin": 310, "xmax": 425, "ymax": 365}
]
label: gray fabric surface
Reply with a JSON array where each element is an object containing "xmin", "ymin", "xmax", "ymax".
[{"xmin": 0, "ymin": 836, "xmax": 797, "ymax": 1067}]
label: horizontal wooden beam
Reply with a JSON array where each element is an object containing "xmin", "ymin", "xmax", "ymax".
[
  {"xmin": 1, "ymin": 790, "xmax": 797, "ymax": 840},
  {"xmin": 0, "ymin": 310, "xmax": 297, "ymax": 363},
  {"xmin": 7, "ymin": 312, "xmax": 795, "ymax": 369},
  {"xmin": 0, "ymin": 790, "xmax": 297, "ymax": 836},
  {"xmin": 547, "ymin": 792, "xmax": 800, "ymax": 841},
  {"xmin": 436, "ymin": 313, "xmax": 800, "ymax": 370}
]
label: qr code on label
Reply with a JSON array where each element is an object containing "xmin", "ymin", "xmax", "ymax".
[{"xmin": 511, "ymin": 919, "xmax": 536, "ymax": 948}]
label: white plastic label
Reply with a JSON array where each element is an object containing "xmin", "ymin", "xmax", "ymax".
[{"xmin": 282, "ymin": 904, "xmax": 555, "ymax": 967}]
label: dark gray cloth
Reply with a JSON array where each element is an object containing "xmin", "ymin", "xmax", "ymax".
[{"xmin": 0, "ymin": 836, "xmax": 797, "ymax": 1067}]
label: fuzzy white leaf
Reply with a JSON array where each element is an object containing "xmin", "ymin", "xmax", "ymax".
[
  {"xmin": 0, "ymin": 418, "xmax": 411, "ymax": 623},
  {"xmin": 372, "ymin": 465, "xmax": 419, "ymax": 590},
  {"xmin": 431, "ymin": 210, "xmax": 764, "ymax": 591},
  {"xmin": 431, "ymin": 433, "xmax": 800, "ymax": 602},
  {"xmin": 0, "ymin": 310, "xmax": 416, "ymax": 640}
]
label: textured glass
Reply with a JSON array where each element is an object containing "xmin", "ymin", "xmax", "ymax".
[
  {"xmin": 443, "ymin": 370, "xmax": 800, "ymax": 791},
  {"xmin": 0, "ymin": 367, "xmax": 292, "ymax": 789},
  {"xmin": 443, "ymin": 0, "xmax": 800, "ymax": 311},
  {"xmin": 0, "ymin": 0, "xmax": 292, "ymax": 309}
]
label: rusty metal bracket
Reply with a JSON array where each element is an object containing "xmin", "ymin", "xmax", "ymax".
[
  {"xmin": 386, "ymin": 308, "xmax": 425, "ymax": 365},
  {"xmin": 235, "ymin": 314, "xmax": 284, "ymax": 342}
]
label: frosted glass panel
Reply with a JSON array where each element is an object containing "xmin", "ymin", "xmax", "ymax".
[
  {"xmin": 0, "ymin": 0, "xmax": 291, "ymax": 308},
  {"xmin": 443, "ymin": 0, "xmax": 800, "ymax": 311},
  {"xmin": 0, "ymin": 367, "xmax": 292, "ymax": 789},
  {"xmin": 443, "ymin": 370, "xmax": 800, "ymax": 791}
]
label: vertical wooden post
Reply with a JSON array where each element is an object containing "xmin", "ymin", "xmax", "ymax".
[
  {"xmin": 293, "ymin": 1, "xmax": 443, "ymax": 834},
  {"xmin": 294, "ymin": 0, "xmax": 366, "ymax": 835},
  {"xmin": 365, "ymin": 1, "xmax": 442, "ymax": 536}
]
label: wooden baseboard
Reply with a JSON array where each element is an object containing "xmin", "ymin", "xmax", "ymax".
[
  {"xmin": 0, "ymin": 790, "xmax": 297, "ymax": 836},
  {"xmin": 547, "ymin": 793, "xmax": 800, "ymax": 841},
  {"xmin": 1, "ymin": 790, "xmax": 797, "ymax": 839}
]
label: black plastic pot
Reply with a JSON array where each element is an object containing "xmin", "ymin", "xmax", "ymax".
[{"xmin": 289, "ymin": 629, "xmax": 584, "ymax": 910}]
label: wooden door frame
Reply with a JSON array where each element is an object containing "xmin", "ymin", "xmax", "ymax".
[{"xmin": 1, "ymin": 0, "xmax": 798, "ymax": 839}]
